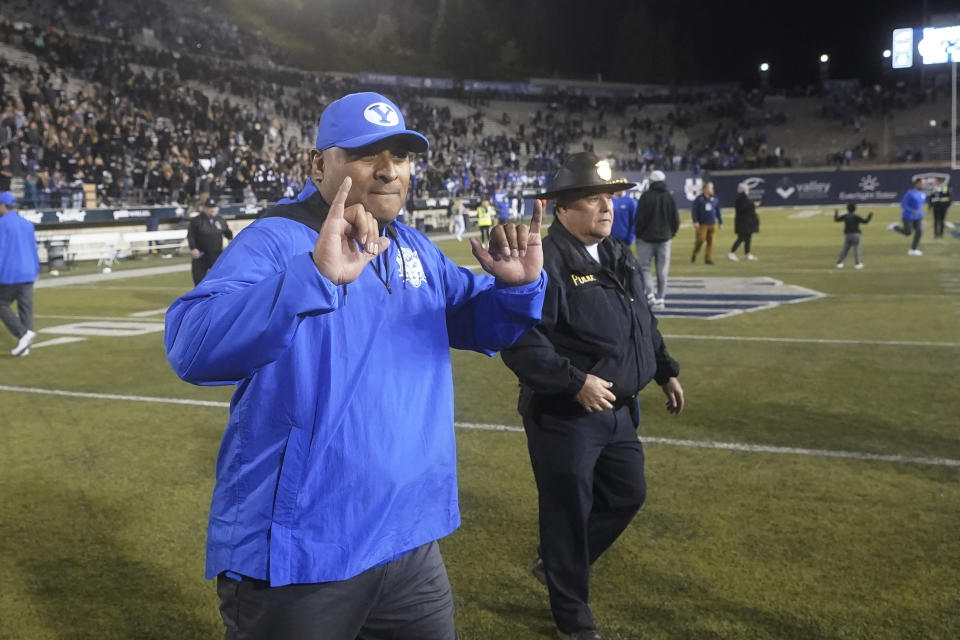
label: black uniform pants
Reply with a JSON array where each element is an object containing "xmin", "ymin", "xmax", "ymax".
[
  {"xmin": 932, "ymin": 204, "xmax": 949, "ymax": 238},
  {"xmin": 524, "ymin": 403, "xmax": 646, "ymax": 633},
  {"xmin": 192, "ymin": 252, "xmax": 220, "ymax": 285}
]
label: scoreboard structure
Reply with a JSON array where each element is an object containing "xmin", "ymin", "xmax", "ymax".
[{"xmin": 892, "ymin": 25, "xmax": 960, "ymax": 69}]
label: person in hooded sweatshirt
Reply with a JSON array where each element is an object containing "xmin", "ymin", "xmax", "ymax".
[
  {"xmin": 634, "ymin": 170, "xmax": 679, "ymax": 309},
  {"xmin": 888, "ymin": 177, "xmax": 926, "ymax": 256},
  {"xmin": 164, "ymin": 92, "xmax": 547, "ymax": 640},
  {"xmin": 0, "ymin": 191, "xmax": 39, "ymax": 357}
]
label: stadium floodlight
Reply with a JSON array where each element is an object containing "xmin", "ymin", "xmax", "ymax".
[
  {"xmin": 759, "ymin": 62, "xmax": 770, "ymax": 72},
  {"xmin": 883, "ymin": 49, "xmax": 892, "ymax": 58},
  {"xmin": 930, "ymin": 120, "xmax": 938, "ymax": 127},
  {"xmin": 820, "ymin": 54, "xmax": 830, "ymax": 63}
]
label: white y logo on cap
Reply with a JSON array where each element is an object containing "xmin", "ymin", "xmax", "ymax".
[
  {"xmin": 595, "ymin": 160, "xmax": 612, "ymax": 182},
  {"xmin": 364, "ymin": 103, "xmax": 400, "ymax": 127}
]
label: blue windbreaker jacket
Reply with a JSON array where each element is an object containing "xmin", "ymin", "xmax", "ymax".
[
  {"xmin": 164, "ymin": 192, "xmax": 546, "ymax": 586},
  {"xmin": 900, "ymin": 189, "xmax": 926, "ymax": 221},
  {"xmin": 611, "ymin": 196, "xmax": 638, "ymax": 245},
  {"xmin": 0, "ymin": 211, "xmax": 40, "ymax": 285},
  {"xmin": 691, "ymin": 194, "xmax": 722, "ymax": 225}
]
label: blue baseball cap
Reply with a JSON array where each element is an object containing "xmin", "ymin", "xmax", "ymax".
[
  {"xmin": 0, "ymin": 191, "xmax": 15, "ymax": 207},
  {"xmin": 315, "ymin": 92, "xmax": 429, "ymax": 153}
]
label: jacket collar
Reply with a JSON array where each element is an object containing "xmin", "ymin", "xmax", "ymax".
[{"xmin": 547, "ymin": 218, "xmax": 626, "ymax": 276}]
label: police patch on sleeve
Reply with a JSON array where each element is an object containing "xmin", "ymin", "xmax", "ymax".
[{"xmin": 396, "ymin": 247, "xmax": 427, "ymax": 288}]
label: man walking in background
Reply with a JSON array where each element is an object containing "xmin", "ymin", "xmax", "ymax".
[
  {"xmin": 691, "ymin": 181, "xmax": 722, "ymax": 264},
  {"xmin": 0, "ymin": 191, "xmax": 39, "ymax": 357},
  {"xmin": 187, "ymin": 196, "xmax": 234, "ymax": 284},
  {"xmin": 610, "ymin": 181, "xmax": 637, "ymax": 248},
  {"xmin": 635, "ymin": 170, "xmax": 679, "ymax": 309},
  {"xmin": 502, "ymin": 152, "xmax": 683, "ymax": 640},
  {"xmin": 928, "ymin": 176, "xmax": 951, "ymax": 239},
  {"xmin": 888, "ymin": 177, "xmax": 926, "ymax": 256}
]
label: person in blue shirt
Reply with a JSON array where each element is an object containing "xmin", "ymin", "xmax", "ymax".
[
  {"xmin": 165, "ymin": 92, "xmax": 547, "ymax": 640},
  {"xmin": 610, "ymin": 182, "xmax": 637, "ymax": 247},
  {"xmin": 690, "ymin": 180, "xmax": 722, "ymax": 264},
  {"xmin": 0, "ymin": 191, "xmax": 39, "ymax": 357},
  {"xmin": 888, "ymin": 178, "xmax": 926, "ymax": 255}
]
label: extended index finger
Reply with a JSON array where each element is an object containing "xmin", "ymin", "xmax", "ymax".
[
  {"xmin": 529, "ymin": 199, "xmax": 543, "ymax": 236},
  {"xmin": 329, "ymin": 176, "xmax": 352, "ymax": 219}
]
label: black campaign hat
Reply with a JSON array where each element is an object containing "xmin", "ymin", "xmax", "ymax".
[
  {"xmin": 204, "ymin": 197, "xmax": 218, "ymax": 207},
  {"xmin": 535, "ymin": 152, "xmax": 635, "ymax": 200}
]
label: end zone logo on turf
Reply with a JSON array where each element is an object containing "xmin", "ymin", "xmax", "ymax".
[{"xmin": 655, "ymin": 277, "xmax": 824, "ymax": 319}]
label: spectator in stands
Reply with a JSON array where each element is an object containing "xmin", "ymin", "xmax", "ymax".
[
  {"xmin": 501, "ymin": 151, "xmax": 683, "ymax": 640},
  {"xmin": 634, "ymin": 170, "xmax": 679, "ymax": 309},
  {"xmin": 187, "ymin": 197, "xmax": 233, "ymax": 285},
  {"xmin": 691, "ymin": 181, "xmax": 722, "ymax": 264},
  {"xmin": 834, "ymin": 203, "xmax": 872, "ymax": 269},
  {"xmin": 728, "ymin": 184, "xmax": 759, "ymax": 262},
  {"xmin": 610, "ymin": 181, "xmax": 637, "ymax": 247},
  {"xmin": 888, "ymin": 178, "xmax": 926, "ymax": 256},
  {"xmin": 0, "ymin": 191, "xmax": 38, "ymax": 357},
  {"xmin": 164, "ymin": 91, "xmax": 546, "ymax": 640},
  {"xmin": 928, "ymin": 176, "xmax": 951, "ymax": 239}
]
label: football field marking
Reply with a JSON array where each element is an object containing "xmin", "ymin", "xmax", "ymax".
[
  {"xmin": 0, "ymin": 385, "xmax": 957, "ymax": 468},
  {"xmin": 662, "ymin": 334, "xmax": 960, "ymax": 348}
]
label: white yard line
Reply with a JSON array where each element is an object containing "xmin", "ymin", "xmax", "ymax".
[
  {"xmin": 662, "ymin": 334, "xmax": 960, "ymax": 348},
  {"xmin": 0, "ymin": 385, "xmax": 956, "ymax": 468},
  {"xmin": 36, "ymin": 264, "xmax": 189, "ymax": 287}
]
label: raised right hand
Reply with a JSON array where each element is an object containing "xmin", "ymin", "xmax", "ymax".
[
  {"xmin": 576, "ymin": 374, "xmax": 616, "ymax": 413},
  {"xmin": 312, "ymin": 176, "xmax": 391, "ymax": 285}
]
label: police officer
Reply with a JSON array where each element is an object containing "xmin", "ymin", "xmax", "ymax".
[
  {"xmin": 187, "ymin": 196, "xmax": 234, "ymax": 284},
  {"xmin": 502, "ymin": 152, "xmax": 684, "ymax": 640},
  {"xmin": 928, "ymin": 176, "xmax": 951, "ymax": 239}
]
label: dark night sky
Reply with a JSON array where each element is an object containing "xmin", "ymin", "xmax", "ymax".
[{"xmin": 653, "ymin": 0, "xmax": 959, "ymax": 86}]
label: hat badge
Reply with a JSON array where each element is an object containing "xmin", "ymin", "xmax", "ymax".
[
  {"xmin": 595, "ymin": 160, "xmax": 612, "ymax": 182},
  {"xmin": 364, "ymin": 102, "xmax": 400, "ymax": 127}
]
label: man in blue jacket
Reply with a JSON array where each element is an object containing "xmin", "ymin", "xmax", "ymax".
[
  {"xmin": 888, "ymin": 177, "xmax": 926, "ymax": 255},
  {"xmin": 0, "ymin": 191, "xmax": 39, "ymax": 357},
  {"xmin": 691, "ymin": 180, "xmax": 722, "ymax": 264},
  {"xmin": 610, "ymin": 181, "xmax": 637, "ymax": 247},
  {"xmin": 164, "ymin": 92, "xmax": 546, "ymax": 640}
]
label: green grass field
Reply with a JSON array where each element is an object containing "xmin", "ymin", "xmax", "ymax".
[{"xmin": 2, "ymin": 205, "xmax": 958, "ymax": 639}]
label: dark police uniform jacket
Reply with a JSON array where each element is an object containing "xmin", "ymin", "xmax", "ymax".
[
  {"xmin": 502, "ymin": 220, "xmax": 679, "ymax": 421},
  {"xmin": 187, "ymin": 213, "xmax": 234, "ymax": 259}
]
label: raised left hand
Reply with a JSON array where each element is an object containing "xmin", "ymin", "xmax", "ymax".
[{"xmin": 470, "ymin": 199, "xmax": 544, "ymax": 286}]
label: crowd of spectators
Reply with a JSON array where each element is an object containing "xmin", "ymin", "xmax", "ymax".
[{"xmin": 0, "ymin": 1, "xmax": 951, "ymax": 212}]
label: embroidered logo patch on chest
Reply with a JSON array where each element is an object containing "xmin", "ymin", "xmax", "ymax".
[{"xmin": 396, "ymin": 247, "xmax": 427, "ymax": 288}]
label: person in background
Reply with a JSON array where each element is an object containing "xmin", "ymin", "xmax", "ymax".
[
  {"xmin": 928, "ymin": 176, "xmax": 951, "ymax": 239},
  {"xmin": 0, "ymin": 191, "xmax": 39, "ymax": 358},
  {"xmin": 610, "ymin": 180, "xmax": 637, "ymax": 247},
  {"xmin": 476, "ymin": 198, "xmax": 494, "ymax": 248},
  {"xmin": 450, "ymin": 197, "xmax": 466, "ymax": 242},
  {"xmin": 691, "ymin": 181, "xmax": 722, "ymax": 264},
  {"xmin": 502, "ymin": 152, "xmax": 683, "ymax": 640},
  {"xmin": 728, "ymin": 183, "xmax": 759, "ymax": 261},
  {"xmin": 187, "ymin": 196, "xmax": 234, "ymax": 285},
  {"xmin": 834, "ymin": 203, "xmax": 872, "ymax": 269},
  {"xmin": 634, "ymin": 170, "xmax": 679, "ymax": 309},
  {"xmin": 888, "ymin": 178, "xmax": 926, "ymax": 256}
]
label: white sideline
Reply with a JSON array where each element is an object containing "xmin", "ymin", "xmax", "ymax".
[
  {"xmin": 1, "ymin": 385, "xmax": 957, "ymax": 468},
  {"xmin": 662, "ymin": 334, "xmax": 960, "ymax": 348}
]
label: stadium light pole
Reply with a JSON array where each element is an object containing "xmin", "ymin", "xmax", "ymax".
[
  {"xmin": 819, "ymin": 53, "xmax": 830, "ymax": 87},
  {"xmin": 759, "ymin": 62, "xmax": 770, "ymax": 89}
]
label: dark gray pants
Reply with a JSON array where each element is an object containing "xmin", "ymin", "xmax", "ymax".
[
  {"xmin": 893, "ymin": 219, "xmax": 922, "ymax": 250},
  {"xmin": 0, "ymin": 282, "xmax": 34, "ymax": 340},
  {"xmin": 837, "ymin": 233, "xmax": 862, "ymax": 264},
  {"xmin": 524, "ymin": 404, "xmax": 646, "ymax": 634},
  {"xmin": 216, "ymin": 541, "xmax": 456, "ymax": 640}
]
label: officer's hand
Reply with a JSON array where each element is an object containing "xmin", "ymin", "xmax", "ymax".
[
  {"xmin": 190, "ymin": 248, "xmax": 200, "ymax": 259},
  {"xmin": 661, "ymin": 377, "xmax": 684, "ymax": 415},
  {"xmin": 312, "ymin": 176, "xmax": 390, "ymax": 285},
  {"xmin": 694, "ymin": 222, "xmax": 700, "ymax": 229},
  {"xmin": 576, "ymin": 374, "xmax": 616, "ymax": 413},
  {"xmin": 470, "ymin": 199, "xmax": 544, "ymax": 286}
]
